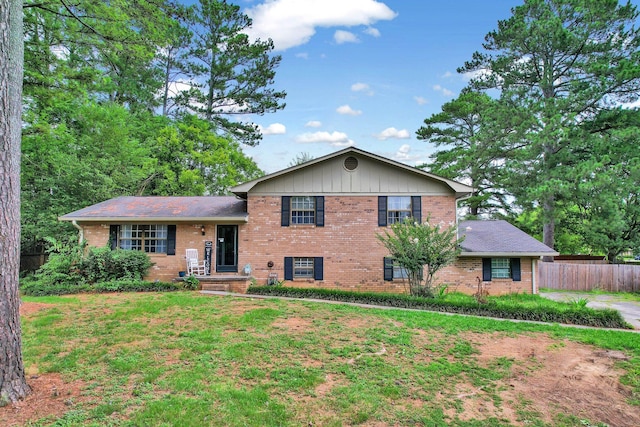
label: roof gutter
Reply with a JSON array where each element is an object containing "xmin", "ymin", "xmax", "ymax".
[{"xmin": 60, "ymin": 216, "xmax": 249, "ymax": 223}]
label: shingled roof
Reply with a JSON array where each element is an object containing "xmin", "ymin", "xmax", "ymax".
[
  {"xmin": 59, "ymin": 196, "xmax": 248, "ymax": 222},
  {"xmin": 458, "ymin": 220, "xmax": 558, "ymax": 257}
]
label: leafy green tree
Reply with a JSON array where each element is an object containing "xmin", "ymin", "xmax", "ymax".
[
  {"xmin": 416, "ymin": 89, "xmax": 515, "ymax": 217},
  {"xmin": 21, "ymin": 101, "xmax": 153, "ymax": 253},
  {"xmin": 460, "ymin": 0, "xmax": 640, "ymax": 254},
  {"xmin": 175, "ymin": 0, "xmax": 286, "ymax": 146},
  {"xmin": 145, "ymin": 115, "xmax": 263, "ymax": 196},
  {"xmin": 570, "ymin": 112, "xmax": 640, "ymax": 262},
  {"xmin": 377, "ymin": 218, "xmax": 462, "ymax": 297}
]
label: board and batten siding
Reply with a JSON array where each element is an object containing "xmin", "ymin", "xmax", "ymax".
[{"xmin": 249, "ymin": 154, "xmax": 453, "ymax": 195}]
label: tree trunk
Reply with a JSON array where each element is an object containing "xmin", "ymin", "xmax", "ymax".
[
  {"xmin": 542, "ymin": 194, "xmax": 555, "ymax": 262},
  {"xmin": 0, "ymin": 0, "xmax": 30, "ymax": 404}
]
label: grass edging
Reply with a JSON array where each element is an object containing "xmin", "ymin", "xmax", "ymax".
[{"xmin": 247, "ymin": 285, "xmax": 632, "ymax": 329}]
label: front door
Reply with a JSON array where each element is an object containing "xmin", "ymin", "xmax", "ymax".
[{"xmin": 216, "ymin": 225, "xmax": 238, "ymax": 272}]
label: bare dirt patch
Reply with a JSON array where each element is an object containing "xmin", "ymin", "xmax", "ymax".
[
  {"xmin": 19, "ymin": 301, "xmax": 55, "ymax": 317},
  {"xmin": 0, "ymin": 374, "xmax": 91, "ymax": 427},
  {"xmin": 272, "ymin": 316, "xmax": 312, "ymax": 332},
  {"xmin": 450, "ymin": 332, "xmax": 640, "ymax": 426}
]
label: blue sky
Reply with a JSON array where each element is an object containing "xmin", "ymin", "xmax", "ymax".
[{"xmin": 234, "ymin": 0, "xmax": 523, "ymax": 172}]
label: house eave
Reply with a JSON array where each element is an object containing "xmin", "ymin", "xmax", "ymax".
[
  {"xmin": 59, "ymin": 216, "xmax": 249, "ymax": 223},
  {"xmin": 230, "ymin": 147, "xmax": 474, "ymax": 198},
  {"xmin": 459, "ymin": 251, "xmax": 559, "ymax": 258}
]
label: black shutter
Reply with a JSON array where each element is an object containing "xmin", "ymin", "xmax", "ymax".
[
  {"xmin": 510, "ymin": 258, "xmax": 521, "ymax": 281},
  {"xmin": 411, "ymin": 196, "xmax": 422, "ymax": 223},
  {"xmin": 109, "ymin": 225, "xmax": 119, "ymax": 250},
  {"xmin": 167, "ymin": 225, "xmax": 176, "ymax": 255},
  {"xmin": 384, "ymin": 257, "xmax": 394, "ymax": 281},
  {"xmin": 314, "ymin": 257, "xmax": 324, "ymax": 280},
  {"xmin": 482, "ymin": 258, "xmax": 492, "ymax": 282},
  {"xmin": 315, "ymin": 196, "xmax": 324, "ymax": 227},
  {"xmin": 378, "ymin": 196, "xmax": 387, "ymax": 226},
  {"xmin": 284, "ymin": 257, "xmax": 293, "ymax": 280},
  {"xmin": 281, "ymin": 196, "xmax": 290, "ymax": 226}
]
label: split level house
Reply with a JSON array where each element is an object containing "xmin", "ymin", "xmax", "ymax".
[{"xmin": 60, "ymin": 147, "xmax": 557, "ymax": 295}]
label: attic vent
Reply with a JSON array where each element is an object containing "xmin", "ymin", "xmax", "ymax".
[{"xmin": 344, "ymin": 156, "xmax": 359, "ymax": 171}]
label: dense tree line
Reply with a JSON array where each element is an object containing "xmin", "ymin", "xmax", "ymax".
[
  {"xmin": 418, "ymin": 0, "xmax": 640, "ymax": 262},
  {"xmin": 21, "ymin": 0, "xmax": 284, "ymax": 254}
]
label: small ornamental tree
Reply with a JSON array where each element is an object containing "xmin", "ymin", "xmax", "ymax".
[{"xmin": 377, "ymin": 217, "xmax": 462, "ymax": 297}]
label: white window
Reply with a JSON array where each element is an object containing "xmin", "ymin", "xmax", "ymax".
[
  {"xmin": 491, "ymin": 258, "xmax": 511, "ymax": 279},
  {"xmin": 294, "ymin": 257, "xmax": 314, "ymax": 278},
  {"xmin": 387, "ymin": 196, "xmax": 412, "ymax": 224},
  {"xmin": 291, "ymin": 196, "xmax": 315, "ymax": 224},
  {"xmin": 119, "ymin": 225, "xmax": 168, "ymax": 253}
]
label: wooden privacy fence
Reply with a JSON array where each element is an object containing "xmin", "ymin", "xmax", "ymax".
[{"xmin": 538, "ymin": 262, "xmax": 640, "ymax": 292}]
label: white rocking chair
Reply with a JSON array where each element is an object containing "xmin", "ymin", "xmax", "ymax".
[{"xmin": 185, "ymin": 248, "xmax": 206, "ymax": 276}]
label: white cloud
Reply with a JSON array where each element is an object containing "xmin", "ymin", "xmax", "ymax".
[
  {"xmin": 336, "ymin": 104, "xmax": 363, "ymax": 116},
  {"xmin": 258, "ymin": 123, "xmax": 287, "ymax": 135},
  {"xmin": 334, "ymin": 30, "xmax": 359, "ymax": 44},
  {"xmin": 395, "ymin": 144, "xmax": 412, "ymax": 160},
  {"xmin": 351, "ymin": 82, "xmax": 374, "ymax": 96},
  {"xmin": 374, "ymin": 127, "xmax": 411, "ymax": 140},
  {"xmin": 414, "ymin": 96, "xmax": 428, "ymax": 105},
  {"xmin": 364, "ymin": 27, "xmax": 381, "ymax": 37},
  {"xmin": 295, "ymin": 52, "xmax": 309, "ymax": 59},
  {"xmin": 433, "ymin": 84, "xmax": 454, "ymax": 97},
  {"xmin": 243, "ymin": 0, "xmax": 397, "ymax": 51},
  {"xmin": 296, "ymin": 131, "xmax": 355, "ymax": 147},
  {"xmin": 441, "ymin": 71, "xmax": 453, "ymax": 78},
  {"xmin": 351, "ymin": 82, "xmax": 369, "ymax": 92},
  {"xmin": 305, "ymin": 120, "xmax": 322, "ymax": 128},
  {"xmin": 392, "ymin": 144, "xmax": 424, "ymax": 164}
]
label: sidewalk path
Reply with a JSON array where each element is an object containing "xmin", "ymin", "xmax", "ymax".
[{"xmin": 540, "ymin": 292, "xmax": 640, "ymax": 330}]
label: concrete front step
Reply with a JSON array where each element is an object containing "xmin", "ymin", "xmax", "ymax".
[
  {"xmin": 194, "ymin": 276, "xmax": 251, "ymax": 293},
  {"xmin": 201, "ymin": 282, "xmax": 230, "ymax": 292}
]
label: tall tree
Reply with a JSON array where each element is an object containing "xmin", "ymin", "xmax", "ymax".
[
  {"xmin": 145, "ymin": 115, "xmax": 263, "ymax": 196},
  {"xmin": 571, "ymin": 110, "xmax": 640, "ymax": 262},
  {"xmin": 416, "ymin": 89, "xmax": 515, "ymax": 217},
  {"xmin": 175, "ymin": 0, "xmax": 286, "ymax": 146},
  {"xmin": 1, "ymin": 0, "xmax": 31, "ymax": 403},
  {"xmin": 460, "ymin": 0, "xmax": 640, "ymax": 254}
]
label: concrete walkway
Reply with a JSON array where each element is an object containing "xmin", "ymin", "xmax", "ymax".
[
  {"xmin": 202, "ymin": 290, "xmax": 640, "ymax": 332},
  {"xmin": 540, "ymin": 291, "xmax": 640, "ymax": 330}
]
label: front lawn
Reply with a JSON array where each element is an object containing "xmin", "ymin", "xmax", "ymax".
[{"xmin": 6, "ymin": 292, "xmax": 639, "ymax": 426}]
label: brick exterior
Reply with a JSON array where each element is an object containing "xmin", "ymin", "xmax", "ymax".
[
  {"xmin": 79, "ymin": 222, "xmax": 244, "ymax": 283},
  {"xmin": 78, "ymin": 195, "xmax": 537, "ymax": 295},
  {"xmin": 441, "ymin": 257, "xmax": 535, "ymax": 295}
]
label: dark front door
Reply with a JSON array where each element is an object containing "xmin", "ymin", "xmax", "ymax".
[{"xmin": 216, "ymin": 225, "xmax": 238, "ymax": 272}]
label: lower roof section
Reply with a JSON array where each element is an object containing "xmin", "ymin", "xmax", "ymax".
[{"xmin": 59, "ymin": 196, "xmax": 248, "ymax": 223}]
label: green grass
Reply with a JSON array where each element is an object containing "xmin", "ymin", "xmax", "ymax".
[{"xmin": 16, "ymin": 292, "xmax": 640, "ymax": 426}]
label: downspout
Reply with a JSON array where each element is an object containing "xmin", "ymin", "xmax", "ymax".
[
  {"xmin": 71, "ymin": 220, "xmax": 83, "ymax": 244},
  {"xmin": 532, "ymin": 258, "xmax": 538, "ymax": 294}
]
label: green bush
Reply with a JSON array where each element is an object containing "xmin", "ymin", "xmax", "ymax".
[
  {"xmin": 246, "ymin": 286, "xmax": 631, "ymax": 329},
  {"xmin": 32, "ymin": 237, "xmax": 86, "ymax": 287},
  {"xmin": 21, "ymin": 279, "xmax": 183, "ymax": 296},
  {"xmin": 182, "ymin": 275, "xmax": 200, "ymax": 290},
  {"xmin": 79, "ymin": 247, "xmax": 153, "ymax": 282}
]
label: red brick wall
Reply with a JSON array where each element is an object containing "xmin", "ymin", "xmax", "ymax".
[
  {"xmin": 440, "ymin": 257, "xmax": 535, "ymax": 295},
  {"xmin": 77, "ymin": 195, "xmax": 536, "ymax": 295},
  {"xmin": 79, "ymin": 222, "xmax": 240, "ymax": 282},
  {"xmin": 240, "ymin": 195, "xmax": 459, "ymax": 294}
]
